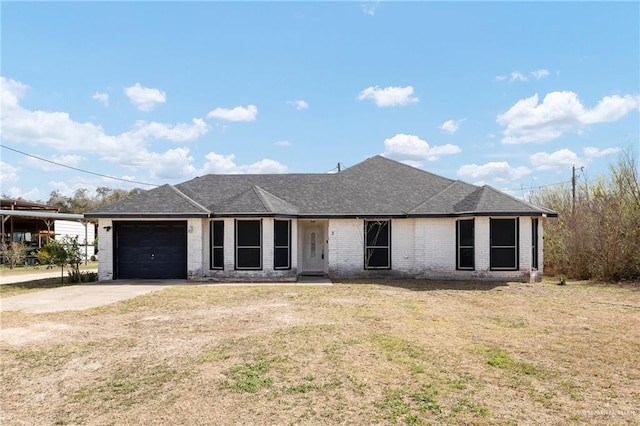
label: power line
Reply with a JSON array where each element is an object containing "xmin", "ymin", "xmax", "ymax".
[
  {"xmin": 1, "ymin": 144, "xmax": 159, "ymax": 187},
  {"xmin": 505, "ymin": 180, "xmax": 571, "ymax": 192}
]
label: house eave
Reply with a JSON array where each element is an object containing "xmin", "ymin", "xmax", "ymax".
[
  {"xmin": 84, "ymin": 213, "xmax": 209, "ymax": 219},
  {"xmin": 85, "ymin": 211, "xmax": 557, "ymax": 220}
]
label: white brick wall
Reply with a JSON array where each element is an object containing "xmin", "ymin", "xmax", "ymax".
[
  {"xmin": 98, "ymin": 215, "xmax": 544, "ymax": 282},
  {"xmin": 97, "ymin": 218, "xmax": 113, "ymax": 280},
  {"xmin": 199, "ymin": 217, "xmax": 298, "ymax": 281},
  {"xmin": 475, "ymin": 217, "xmax": 491, "ymax": 271},
  {"xmin": 420, "ymin": 218, "xmax": 457, "ymax": 271},
  {"xmin": 328, "ymin": 219, "xmax": 364, "ymax": 276},
  {"xmin": 327, "ymin": 217, "xmax": 535, "ymax": 281},
  {"xmin": 391, "ymin": 219, "xmax": 415, "ymax": 273},
  {"xmin": 519, "ymin": 217, "xmax": 532, "ymax": 272},
  {"xmin": 186, "ymin": 218, "xmax": 203, "ymax": 279}
]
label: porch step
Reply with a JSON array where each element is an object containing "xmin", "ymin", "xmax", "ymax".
[{"xmin": 299, "ymin": 272, "xmax": 327, "ymax": 277}]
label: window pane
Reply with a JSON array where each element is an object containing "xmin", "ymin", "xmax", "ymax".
[
  {"xmin": 212, "ymin": 221, "xmax": 224, "ymax": 246},
  {"xmin": 366, "ymin": 221, "xmax": 389, "ymax": 246},
  {"xmin": 212, "ymin": 248, "xmax": 224, "ymax": 269},
  {"xmin": 237, "ymin": 220, "xmax": 261, "ymax": 246},
  {"xmin": 274, "ymin": 220, "xmax": 290, "ymax": 247},
  {"xmin": 274, "ymin": 247, "xmax": 289, "ymax": 269},
  {"xmin": 367, "ymin": 248, "xmax": 389, "ymax": 268},
  {"xmin": 491, "ymin": 219, "xmax": 516, "ymax": 246},
  {"xmin": 237, "ymin": 248, "xmax": 261, "ymax": 268},
  {"xmin": 491, "ymin": 248, "xmax": 516, "ymax": 269},
  {"xmin": 459, "ymin": 220, "xmax": 474, "ymax": 246},
  {"xmin": 459, "ymin": 248, "xmax": 474, "ymax": 269}
]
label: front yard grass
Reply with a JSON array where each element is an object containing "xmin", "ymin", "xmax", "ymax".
[
  {"xmin": 0, "ymin": 278, "xmax": 80, "ymax": 299},
  {"xmin": 1, "ymin": 279, "xmax": 638, "ymax": 425}
]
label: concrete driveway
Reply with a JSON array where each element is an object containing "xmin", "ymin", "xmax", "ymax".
[{"xmin": 0, "ymin": 281, "xmax": 177, "ymax": 313}]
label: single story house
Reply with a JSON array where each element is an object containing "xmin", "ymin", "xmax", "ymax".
[{"xmin": 85, "ymin": 156, "xmax": 557, "ymax": 282}]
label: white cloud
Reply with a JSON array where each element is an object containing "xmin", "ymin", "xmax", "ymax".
[
  {"xmin": 382, "ymin": 133, "xmax": 461, "ymax": 164},
  {"xmin": 124, "ymin": 83, "xmax": 166, "ymax": 111},
  {"xmin": 92, "ymin": 92, "xmax": 109, "ymax": 107},
  {"xmin": 358, "ymin": 86, "xmax": 418, "ymax": 107},
  {"xmin": 497, "ymin": 91, "xmax": 639, "ymax": 144},
  {"xmin": 496, "ymin": 68, "xmax": 550, "ymax": 83},
  {"xmin": 439, "ymin": 119, "xmax": 464, "ymax": 134},
  {"xmin": 1, "ymin": 77, "xmax": 29, "ymax": 109},
  {"xmin": 0, "ymin": 161, "xmax": 20, "ymax": 186},
  {"xmin": 584, "ymin": 146, "xmax": 621, "ymax": 158},
  {"xmin": 510, "ymin": 72, "xmax": 527, "ymax": 82},
  {"xmin": 5, "ymin": 186, "xmax": 41, "ymax": 201},
  {"xmin": 458, "ymin": 161, "xmax": 531, "ymax": 184},
  {"xmin": 0, "ymin": 76, "xmax": 210, "ymax": 181},
  {"xmin": 128, "ymin": 118, "xmax": 209, "ymax": 142},
  {"xmin": 580, "ymin": 94, "xmax": 640, "ymax": 124},
  {"xmin": 207, "ymin": 104, "xmax": 258, "ymax": 122},
  {"xmin": 530, "ymin": 146, "xmax": 621, "ymax": 172},
  {"xmin": 287, "ymin": 100, "xmax": 309, "ymax": 110},
  {"xmin": 144, "ymin": 147, "xmax": 197, "ymax": 179},
  {"xmin": 530, "ymin": 149, "xmax": 585, "ymax": 171},
  {"xmin": 531, "ymin": 69, "xmax": 550, "ymax": 80},
  {"xmin": 361, "ymin": 1, "xmax": 380, "ymax": 16},
  {"xmin": 201, "ymin": 152, "xmax": 287, "ymax": 174},
  {"xmin": 275, "ymin": 140, "xmax": 292, "ymax": 147}
]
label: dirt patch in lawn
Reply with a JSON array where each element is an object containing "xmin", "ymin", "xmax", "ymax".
[{"xmin": 1, "ymin": 280, "xmax": 639, "ymax": 425}]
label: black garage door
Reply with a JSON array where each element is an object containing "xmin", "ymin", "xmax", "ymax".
[{"xmin": 114, "ymin": 221, "xmax": 187, "ymax": 279}]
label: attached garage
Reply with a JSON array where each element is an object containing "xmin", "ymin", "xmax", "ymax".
[{"xmin": 114, "ymin": 221, "xmax": 187, "ymax": 279}]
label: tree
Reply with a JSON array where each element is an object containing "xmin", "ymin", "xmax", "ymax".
[
  {"xmin": 39, "ymin": 236, "xmax": 83, "ymax": 283},
  {"xmin": 531, "ymin": 147, "xmax": 640, "ymax": 281},
  {"xmin": 0, "ymin": 242, "xmax": 27, "ymax": 269},
  {"xmin": 45, "ymin": 187, "xmax": 144, "ymax": 213},
  {"xmin": 40, "ymin": 239, "xmax": 69, "ymax": 283},
  {"xmin": 47, "ymin": 190, "xmax": 72, "ymax": 212}
]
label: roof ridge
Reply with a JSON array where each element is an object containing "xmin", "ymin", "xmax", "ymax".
[
  {"xmin": 408, "ymin": 180, "xmax": 460, "ymax": 213},
  {"xmin": 251, "ymin": 186, "xmax": 271, "ymax": 212},
  {"xmin": 169, "ymin": 185, "xmax": 210, "ymax": 213},
  {"xmin": 253, "ymin": 186, "xmax": 299, "ymax": 213},
  {"xmin": 369, "ymin": 155, "xmax": 457, "ymax": 182}
]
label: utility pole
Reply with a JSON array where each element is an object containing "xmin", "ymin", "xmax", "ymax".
[
  {"xmin": 337, "ymin": 162, "xmax": 342, "ymax": 172},
  {"xmin": 572, "ymin": 165, "xmax": 576, "ymax": 213}
]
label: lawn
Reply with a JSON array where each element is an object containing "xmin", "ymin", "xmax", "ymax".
[
  {"xmin": 0, "ymin": 262, "xmax": 99, "ymax": 299},
  {"xmin": 1, "ymin": 280, "xmax": 638, "ymax": 425},
  {"xmin": 0, "ymin": 262, "xmax": 98, "ymax": 277}
]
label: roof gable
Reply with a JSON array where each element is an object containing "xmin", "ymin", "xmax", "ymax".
[{"xmin": 215, "ymin": 186, "xmax": 299, "ymax": 215}]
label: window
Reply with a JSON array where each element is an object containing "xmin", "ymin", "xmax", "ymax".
[
  {"xmin": 235, "ymin": 219, "xmax": 262, "ymax": 270},
  {"xmin": 531, "ymin": 218, "xmax": 539, "ymax": 270},
  {"xmin": 210, "ymin": 220, "xmax": 224, "ymax": 270},
  {"xmin": 274, "ymin": 219, "xmax": 291, "ymax": 270},
  {"xmin": 490, "ymin": 218, "xmax": 519, "ymax": 270},
  {"xmin": 456, "ymin": 219, "xmax": 475, "ymax": 270},
  {"xmin": 365, "ymin": 220, "xmax": 391, "ymax": 269}
]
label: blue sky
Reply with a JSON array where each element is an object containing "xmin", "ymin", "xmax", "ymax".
[{"xmin": 1, "ymin": 1, "xmax": 638, "ymax": 203}]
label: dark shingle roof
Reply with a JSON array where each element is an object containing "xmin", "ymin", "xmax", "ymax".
[
  {"xmin": 215, "ymin": 186, "xmax": 299, "ymax": 215},
  {"xmin": 86, "ymin": 156, "xmax": 557, "ymax": 218},
  {"xmin": 85, "ymin": 184, "xmax": 209, "ymax": 217}
]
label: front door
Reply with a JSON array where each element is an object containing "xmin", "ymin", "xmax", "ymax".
[{"xmin": 301, "ymin": 224, "xmax": 325, "ymax": 274}]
